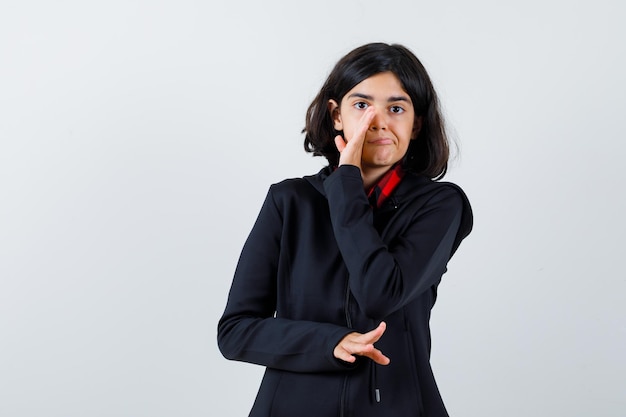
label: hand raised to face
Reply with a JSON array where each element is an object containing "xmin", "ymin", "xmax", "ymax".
[{"xmin": 334, "ymin": 106, "xmax": 376, "ymax": 170}]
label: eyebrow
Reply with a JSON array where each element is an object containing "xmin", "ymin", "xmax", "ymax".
[{"xmin": 347, "ymin": 93, "xmax": 411, "ymax": 103}]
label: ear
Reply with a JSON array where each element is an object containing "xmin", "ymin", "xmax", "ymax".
[
  {"xmin": 327, "ymin": 99, "xmax": 343, "ymax": 131},
  {"xmin": 412, "ymin": 116, "xmax": 423, "ymax": 139}
]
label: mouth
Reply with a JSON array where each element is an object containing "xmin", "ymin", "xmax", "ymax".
[{"xmin": 367, "ymin": 137, "xmax": 394, "ymax": 145}]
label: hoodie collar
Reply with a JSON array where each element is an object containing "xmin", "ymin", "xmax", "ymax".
[{"xmin": 304, "ymin": 165, "xmax": 473, "ymax": 257}]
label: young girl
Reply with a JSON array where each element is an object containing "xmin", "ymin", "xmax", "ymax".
[{"xmin": 218, "ymin": 43, "xmax": 473, "ymax": 417}]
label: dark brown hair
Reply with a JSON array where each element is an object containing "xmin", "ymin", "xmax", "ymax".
[{"xmin": 303, "ymin": 43, "xmax": 450, "ymax": 179}]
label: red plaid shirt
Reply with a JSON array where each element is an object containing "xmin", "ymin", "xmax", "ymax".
[{"xmin": 366, "ymin": 163, "xmax": 405, "ymax": 208}]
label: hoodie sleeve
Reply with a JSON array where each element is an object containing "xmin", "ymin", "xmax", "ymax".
[
  {"xmin": 217, "ymin": 186, "xmax": 355, "ymax": 373},
  {"xmin": 323, "ymin": 165, "xmax": 468, "ymax": 320}
]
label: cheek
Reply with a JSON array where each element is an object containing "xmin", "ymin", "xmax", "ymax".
[{"xmin": 401, "ymin": 121, "xmax": 416, "ymax": 140}]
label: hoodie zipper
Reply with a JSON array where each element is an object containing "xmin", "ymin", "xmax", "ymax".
[
  {"xmin": 342, "ymin": 285, "xmax": 382, "ymax": 413},
  {"xmin": 340, "ymin": 281, "xmax": 352, "ymax": 417},
  {"xmin": 370, "ymin": 361, "xmax": 381, "ymax": 404},
  {"xmin": 344, "ymin": 283, "xmax": 352, "ymax": 328},
  {"xmin": 340, "ymin": 376, "xmax": 349, "ymax": 417}
]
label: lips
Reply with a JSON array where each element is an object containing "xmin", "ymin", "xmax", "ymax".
[{"xmin": 368, "ymin": 137, "xmax": 394, "ymax": 145}]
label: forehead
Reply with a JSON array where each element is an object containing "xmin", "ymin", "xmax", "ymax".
[{"xmin": 344, "ymin": 72, "xmax": 410, "ymax": 100}]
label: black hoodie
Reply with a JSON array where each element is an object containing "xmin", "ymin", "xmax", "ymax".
[{"xmin": 218, "ymin": 165, "xmax": 473, "ymax": 417}]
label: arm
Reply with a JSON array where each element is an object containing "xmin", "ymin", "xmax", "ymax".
[
  {"xmin": 324, "ymin": 165, "xmax": 463, "ymax": 319},
  {"xmin": 217, "ymin": 186, "xmax": 355, "ymax": 373}
]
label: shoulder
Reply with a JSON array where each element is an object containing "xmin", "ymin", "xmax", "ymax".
[
  {"xmin": 431, "ymin": 179, "xmax": 473, "ymax": 254},
  {"xmin": 398, "ymin": 173, "xmax": 473, "ymax": 252},
  {"xmin": 430, "ymin": 180, "xmax": 471, "ymax": 211},
  {"xmin": 268, "ymin": 167, "xmax": 330, "ymax": 198},
  {"xmin": 396, "ymin": 173, "xmax": 468, "ymax": 207},
  {"xmin": 268, "ymin": 177, "xmax": 316, "ymax": 199},
  {"xmin": 263, "ymin": 168, "xmax": 330, "ymax": 211}
]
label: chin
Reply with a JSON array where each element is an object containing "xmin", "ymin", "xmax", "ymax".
[{"xmin": 370, "ymin": 156, "xmax": 399, "ymax": 167}]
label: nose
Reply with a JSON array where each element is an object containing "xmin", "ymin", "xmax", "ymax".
[{"xmin": 369, "ymin": 107, "xmax": 387, "ymax": 131}]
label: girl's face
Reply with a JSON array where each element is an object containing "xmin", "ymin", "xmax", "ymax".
[{"xmin": 328, "ymin": 72, "xmax": 420, "ymax": 173}]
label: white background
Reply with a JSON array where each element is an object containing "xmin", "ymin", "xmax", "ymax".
[{"xmin": 1, "ymin": 1, "xmax": 624, "ymax": 416}]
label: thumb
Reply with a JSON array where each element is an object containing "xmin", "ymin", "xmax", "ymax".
[{"xmin": 334, "ymin": 135, "xmax": 346, "ymax": 152}]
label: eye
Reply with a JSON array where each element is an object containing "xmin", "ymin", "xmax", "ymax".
[
  {"xmin": 390, "ymin": 105, "xmax": 405, "ymax": 114},
  {"xmin": 354, "ymin": 101, "xmax": 369, "ymax": 110}
]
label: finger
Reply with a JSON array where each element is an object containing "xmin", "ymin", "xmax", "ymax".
[
  {"xmin": 359, "ymin": 345, "xmax": 390, "ymax": 364},
  {"xmin": 369, "ymin": 349, "xmax": 391, "ymax": 366},
  {"xmin": 333, "ymin": 345, "xmax": 356, "ymax": 363},
  {"xmin": 360, "ymin": 322, "xmax": 387, "ymax": 344},
  {"xmin": 334, "ymin": 323, "xmax": 391, "ymax": 365},
  {"xmin": 358, "ymin": 323, "xmax": 390, "ymax": 365},
  {"xmin": 358, "ymin": 106, "xmax": 376, "ymax": 133},
  {"xmin": 354, "ymin": 342, "xmax": 390, "ymax": 366},
  {"xmin": 334, "ymin": 135, "xmax": 346, "ymax": 152},
  {"xmin": 336, "ymin": 341, "xmax": 390, "ymax": 366},
  {"xmin": 348, "ymin": 106, "xmax": 375, "ymax": 146},
  {"xmin": 343, "ymin": 107, "xmax": 375, "ymax": 147}
]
